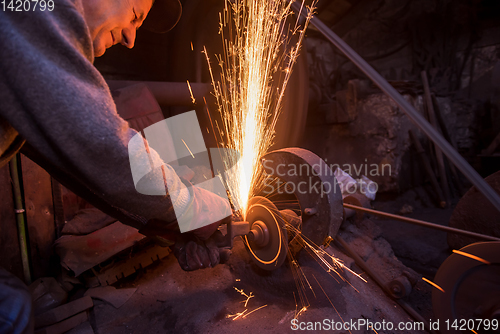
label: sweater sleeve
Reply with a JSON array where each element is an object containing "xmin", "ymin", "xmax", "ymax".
[{"xmin": 0, "ymin": 1, "xmax": 190, "ymax": 227}]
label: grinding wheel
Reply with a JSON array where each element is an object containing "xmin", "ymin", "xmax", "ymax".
[
  {"xmin": 432, "ymin": 242, "xmax": 500, "ymax": 333},
  {"xmin": 244, "ymin": 196, "xmax": 288, "ymax": 270}
]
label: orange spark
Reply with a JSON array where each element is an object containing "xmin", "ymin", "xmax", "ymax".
[
  {"xmin": 422, "ymin": 277, "xmax": 445, "ymax": 293},
  {"xmin": 294, "ymin": 306, "xmax": 308, "ymax": 319},
  {"xmin": 234, "ymin": 287, "xmax": 254, "ymax": 307},
  {"xmin": 186, "ymin": 80, "xmax": 196, "ymax": 104},
  {"xmin": 228, "ymin": 309, "xmax": 248, "ymax": 320},
  {"xmin": 181, "ymin": 139, "xmax": 195, "ymax": 158},
  {"xmin": 452, "ymin": 250, "xmax": 491, "ymax": 265},
  {"xmin": 242, "ymin": 304, "xmax": 268, "ymax": 318}
]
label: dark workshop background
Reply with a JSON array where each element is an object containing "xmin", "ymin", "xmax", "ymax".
[{"xmin": 1, "ymin": 0, "xmax": 499, "ymax": 281}]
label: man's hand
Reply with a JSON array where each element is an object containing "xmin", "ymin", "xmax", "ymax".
[
  {"xmin": 175, "ymin": 186, "xmax": 233, "ymax": 270},
  {"xmin": 173, "ymin": 231, "xmax": 231, "ymax": 271},
  {"xmin": 141, "ymin": 183, "xmax": 233, "ymax": 270}
]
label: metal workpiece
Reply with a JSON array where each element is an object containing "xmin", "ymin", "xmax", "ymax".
[
  {"xmin": 280, "ymin": 209, "xmax": 304, "ymax": 256},
  {"xmin": 223, "ymin": 220, "xmax": 251, "ymax": 249},
  {"xmin": 261, "ymin": 148, "xmax": 344, "ymax": 245},
  {"xmin": 279, "ymin": 209, "xmax": 302, "ymax": 230},
  {"xmin": 291, "ymin": 1, "xmax": 500, "ymax": 213}
]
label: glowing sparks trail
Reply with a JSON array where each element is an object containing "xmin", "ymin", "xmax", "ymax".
[
  {"xmin": 227, "ymin": 287, "xmax": 267, "ymax": 320},
  {"xmin": 279, "ymin": 211, "xmax": 366, "ymax": 318},
  {"xmin": 206, "ymin": 0, "xmax": 365, "ymax": 322},
  {"xmin": 243, "ymin": 304, "xmax": 268, "ymax": 318},
  {"xmin": 234, "ymin": 287, "xmax": 254, "ymax": 307},
  {"xmin": 422, "ymin": 277, "xmax": 445, "ymax": 293},
  {"xmin": 186, "ymin": 80, "xmax": 196, "ymax": 104},
  {"xmin": 452, "ymin": 249, "xmax": 491, "ymax": 264},
  {"xmin": 286, "ymin": 223, "xmax": 366, "ymax": 285},
  {"xmin": 181, "ymin": 139, "xmax": 195, "ymax": 158},
  {"xmin": 206, "ymin": 0, "xmax": 316, "ymax": 216}
]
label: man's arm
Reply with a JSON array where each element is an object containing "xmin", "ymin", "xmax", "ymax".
[{"xmin": 0, "ymin": 2, "xmax": 192, "ymax": 228}]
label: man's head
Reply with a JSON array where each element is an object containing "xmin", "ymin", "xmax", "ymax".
[{"xmin": 82, "ymin": 0, "xmax": 181, "ymax": 57}]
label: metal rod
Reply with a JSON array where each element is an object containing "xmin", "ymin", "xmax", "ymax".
[
  {"xmin": 291, "ymin": 2, "xmax": 500, "ymax": 213},
  {"xmin": 343, "ymin": 203, "xmax": 500, "ymax": 242},
  {"xmin": 51, "ymin": 178, "xmax": 65, "ymax": 238},
  {"xmin": 431, "ymin": 93, "xmax": 465, "ymax": 195},
  {"xmin": 9, "ymin": 154, "xmax": 32, "ymax": 285},
  {"xmin": 421, "ymin": 71, "xmax": 451, "ymax": 206},
  {"xmin": 409, "ymin": 130, "xmax": 446, "ymax": 208}
]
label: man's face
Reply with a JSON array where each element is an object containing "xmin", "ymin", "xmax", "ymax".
[{"xmin": 82, "ymin": 0, "xmax": 154, "ymax": 57}]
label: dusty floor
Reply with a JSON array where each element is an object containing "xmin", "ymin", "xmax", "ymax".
[{"xmin": 81, "ymin": 189, "xmax": 456, "ymax": 334}]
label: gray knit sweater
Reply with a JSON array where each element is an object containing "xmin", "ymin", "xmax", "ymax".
[{"xmin": 0, "ymin": 0, "xmax": 190, "ymax": 227}]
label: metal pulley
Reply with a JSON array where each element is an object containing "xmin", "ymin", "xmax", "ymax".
[
  {"xmin": 432, "ymin": 241, "xmax": 500, "ymax": 333},
  {"xmin": 244, "ymin": 196, "xmax": 288, "ymax": 271}
]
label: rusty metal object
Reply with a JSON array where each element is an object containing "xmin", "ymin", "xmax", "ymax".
[
  {"xmin": 261, "ymin": 148, "xmax": 344, "ymax": 245},
  {"xmin": 343, "ymin": 203, "xmax": 500, "ymax": 242},
  {"xmin": 335, "ymin": 236, "xmax": 436, "ymax": 334},
  {"xmin": 244, "ymin": 196, "xmax": 288, "ymax": 271},
  {"xmin": 83, "ymin": 244, "xmax": 170, "ymax": 287},
  {"xmin": 432, "ymin": 242, "xmax": 500, "ymax": 334},
  {"xmin": 336, "ymin": 236, "xmax": 388, "ymax": 293},
  {"xmin": 388, "ymin": 276, "xmax": 412, "ymax": 299},
  {"xmin": 291, "ymin": 2, "xmax": 500, "ymax": 214},
  {"xmin": 448, "ymin": 170, "xmax": 500, "ymax": 249},
  {"xmin": 280, "ymin": 209, "xmax": 304, "ymax": 256}
]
